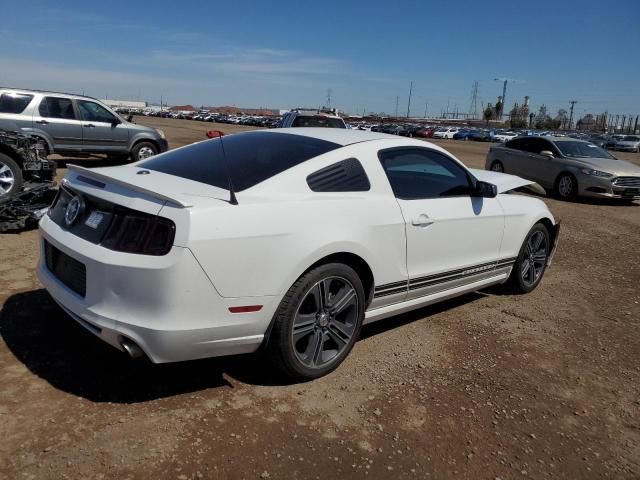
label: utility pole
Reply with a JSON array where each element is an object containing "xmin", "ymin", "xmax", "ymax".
[
  {"xmin": 424, "ymin": 100, "xmax": 428, "ymax": 118},
  {"xmin": 326, "ymin": 88, "xmax": 332, "ymax": 108},
  {"xmin": 568, "ymin": 100, "xmax": 577, "ymax": 130},
  {"xmin": 406, "ymin": 81, "xmax": 413, "ymax": 118},
  {"xmin": 395, "ymin": 96, "xmax": 399, "ymax": 118}
]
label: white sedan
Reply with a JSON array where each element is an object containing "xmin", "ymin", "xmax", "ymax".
[
  {"xmin": 494, "ymin": 131, "xmax": 519, "ymax": 143},
  {"xmin": 38, "ymin": 129, "xmax": 560, "ymax": 380},
  {"xmin": 433, "ymin": 127, "xmax": 459, "ymax": 139}
]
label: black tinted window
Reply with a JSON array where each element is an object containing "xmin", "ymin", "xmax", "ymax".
[
  {"xmin": 0, "ymin": 93, "xmax": 33, "ymax": 113},
  {"xmin": 39, "ymin": 97, "xmax": 76, "ymax": 120},
  {"xmin": 140, "ymin": 131, "xmax": 340, "ymax": 191},
  {"xmin": 77, "ymin": 100, "xmax": 116, "ymax": 123},
  {"xmin": 379, "ymin": 148, "xmax": 472, "ymax": 199},
  {"xmin": 505, "ymin": 138, "xmax": 529, "ymax": 151}
]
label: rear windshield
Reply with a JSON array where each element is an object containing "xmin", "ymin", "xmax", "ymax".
[
  {"xmin": 0, "ymin": 93, "xmax": 34, "ymax": 114},
  {"xmin": 291, "ymin": 116, "xmax": 346, "ymax": 128},
  {"xmin": 139, "ymin": 131, "xmax": 341, "ymax": 191}
]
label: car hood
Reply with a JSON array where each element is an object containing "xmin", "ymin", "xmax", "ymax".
[
  {"xmin": 564, "ymin": 157, "xmax": 640, "ymax": 176},
  {"xmin": 469, "ymin": 169, "xmax": 544, "ymax": 194}
]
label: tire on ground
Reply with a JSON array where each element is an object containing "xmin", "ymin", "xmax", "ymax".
[
  {"xmin": 130, "ymin": 141, "xmax": 158, "ymax": 163},
  {"xmin": 267, "ymin": 263, "xmax": 365, "ymax": 381},
  {"xmin": 505, "ymin": 222, "xmax": 550, "ymax": 294}
]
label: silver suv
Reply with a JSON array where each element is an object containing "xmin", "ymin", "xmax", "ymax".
[
  {"xmin": 280, "ymin": 108, "xmax": 346, "ymax": 128},
  {"xmin": 0, "ymin": 88, "xmax": 168, "ymax": 162}
]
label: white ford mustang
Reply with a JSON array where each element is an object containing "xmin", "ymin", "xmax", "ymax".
[{"xmin": 38, "ymin": 128, "xmax": 560, "ymax": 380}]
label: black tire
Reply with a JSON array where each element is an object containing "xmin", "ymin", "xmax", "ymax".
[
  {"xmin": 0, "ymin": 153, "xmax": 23, "ymax": 200},
  {"xmin": 267, "ymin": 263, "xmax": 365, "ymax": 381},
  {"xmin": 555, "ymin": 173, "xmax": 577, "ymax": 200},
  {"xmin": 130, "ymin": 142, "xmax": 158, "ymax": 162},
  {"xmin": 505, "ymin": 223, "xmax": 550, "ymax": 294},
  {"xmin": 490, "ymin": 160, "xmax": 504, "ymax": 173}
]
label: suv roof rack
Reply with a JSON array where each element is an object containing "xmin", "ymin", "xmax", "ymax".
[{"xmin": 0, "ymin": 86, "xmax": 98, "ymax": 101}]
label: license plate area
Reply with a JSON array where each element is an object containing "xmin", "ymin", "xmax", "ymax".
[{"xmin": 44, "ymin": 240, "xmax": 87, "ymax": 297}]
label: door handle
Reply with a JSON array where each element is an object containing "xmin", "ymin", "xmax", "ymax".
[
  {"xmin": 411, "ymin": 214, "xmax": 434, "ymax": 227},
  {"xmin": 35, "ymin": 120, "xmax": 49, "ymax": 125},
  {"xmin": 84, "ymin": 123, "xmax": 95, "ymax": 128}
]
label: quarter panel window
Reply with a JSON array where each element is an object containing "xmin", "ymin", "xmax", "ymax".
[
  {"xmin": 379, "ymin": 149, "xmax": 472, "ymax": 199},
  {"xmin": 0, "ymin": 93, "xmax": 34, "ymax": 113},
  {"xmin": 40, "ymin": 97, "xmax": 76, "ymax": 120}
]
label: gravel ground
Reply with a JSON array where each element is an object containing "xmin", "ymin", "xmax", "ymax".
[{"xmin": 1, "ymin": 117, "xmax": 639, "ymax": 479}]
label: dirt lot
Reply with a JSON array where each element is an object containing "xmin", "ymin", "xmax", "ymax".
[{"xmin": 1, "ymin": 118, "xmax": 639, "ymax": 479}]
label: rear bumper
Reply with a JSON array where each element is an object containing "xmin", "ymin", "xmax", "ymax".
[{"xmin": 37, "ymin": 216, "xmax": 278, "ymax": 363}]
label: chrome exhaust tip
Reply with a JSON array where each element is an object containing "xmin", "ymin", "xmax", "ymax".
[{"xmin": 120, "ymin": 338, "xmax": 144, "ymax": 359}]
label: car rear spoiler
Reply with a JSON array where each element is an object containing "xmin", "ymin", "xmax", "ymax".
[{"xmin": 66, "ymin": 164, "xmax": 191, "ymax": 208}]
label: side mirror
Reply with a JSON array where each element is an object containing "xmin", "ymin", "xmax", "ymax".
[
  {"xmin": 540, "ymin": 150, "xmax": 554, "ymax": 158},
  {"xmin": 475, "ymin": 180, "xmax": 497, "ymax": 198}
]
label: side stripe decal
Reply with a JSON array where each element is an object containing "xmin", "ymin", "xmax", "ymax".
[{"xmin": 373, "ymin": 257, "xmax": 516, "ymax": 298}]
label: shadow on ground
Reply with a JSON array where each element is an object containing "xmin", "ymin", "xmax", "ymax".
[
  {"xmin": 51, "ymin": 155, "xmax": 129, "ymax": 169},
  {"xmin": 1, "ymin": 288, "xmax": 487, "ymax": 403}
]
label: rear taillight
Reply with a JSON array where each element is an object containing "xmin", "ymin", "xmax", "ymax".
[{"xmin": 102, "ymin": 212, "xmax": 175, "ymax": 256}]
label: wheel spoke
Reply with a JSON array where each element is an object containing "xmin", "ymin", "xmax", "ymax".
[
  {"xmin": 292, "ymin": 314, "xmax": 316, "ymax": 343},
  {"xmin": 0, "ymin": 177, "xmax": 13, "ymax": 184},
  {"xmin": 309, "ymin": 331, "xmax": 325, "ymax": 366},
  {"xmin": 521, "ymin": 261, "xmax": 531, "ymax": 278},
  {"xmin": 329, "ymin": 287, "xmax": 356, "ymax": 314},
  {"xmin": 531, "ymin": 232, "xmax": 543, "ymax": 252},
  {"xmin": 532, "ymin": 250, "xmax": 547, "ymax": 263},
  {"xmin": 0, "ymin": 165, "xmax": 9, "ymax": 175},
  {"xmin": 326, "ymin": 327, "xmax": 348, "ymax": 349}
]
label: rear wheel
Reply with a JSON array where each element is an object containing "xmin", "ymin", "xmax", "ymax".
[
  {"xmin": 555, "ymin": 173, "xmax": 577, "ymax": 200},
  {"xmin": 267, "ymin": 263, "xmax": 365, "ymax": 381},
  {"xmin": 506, "ymin": 223, "xmax": 550, "ymax": 293},
  {"xmin": 0, "ymin": 153, "xmax": 22, "ymax": 200},
  {"xmin": 490, "ymin": 160, "xmax": 504, "ymax": 173}
]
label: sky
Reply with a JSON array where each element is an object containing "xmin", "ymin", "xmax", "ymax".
[{"xmin": 1, "ymin": 0, "xmax": 639, "ymax": 117}]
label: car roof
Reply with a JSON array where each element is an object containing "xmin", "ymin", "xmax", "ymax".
[
  {"xmin": 0, "ymin": 86, "xmax": 98, "ymax": 101},
  {"xmin": 270, "ymin": 127, "xmax": 400, "ymax": 146}
]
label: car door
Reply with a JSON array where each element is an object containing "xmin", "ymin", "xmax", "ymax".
[
  {"xmin": 33, "ymin": 96, "xmax": 84, "ymax": 152},
  {"xmin": 517, "ymin": 138, "xmax": 558, "ymax": 187},
  {"xmin": 76, "ymin": 100, "xmax": 129, "ymax": 154},
  {"xmin": 500, "ymin": 138, "xmax": 531, "ymax": 175},
  {"xmin": 378, "ymin": 148, "xmax": 505, "ymax": 300}
]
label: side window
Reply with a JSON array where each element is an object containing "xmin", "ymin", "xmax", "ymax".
[
  {"xmin": 39, "ymin": 97, "xmax": 76, "ymax": 120},
  {"xmin": 379, "ymin": 149, "xmax": 472, "ymax": 199},
  {"xmin": 505, "ymin": 138, "xmax": 528, "ymax": 151},
  {"xmin": 77, "ymin": 100, "xmax": 116, "ymax": 123},
  {"xmin": 307, "ymin": 158, "xmax": 370, "ymax": 192},
  {"xmin": 0, "ymin": 93, "xmax": 34, "ymax": 113}
]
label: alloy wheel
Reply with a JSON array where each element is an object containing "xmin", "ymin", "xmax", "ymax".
[
  {"xmin": 558, "ymin": 175, "xmax": 574, "ymax": 198},
  {"xmin": 291, "ymin": 276, "xmax": 359, "ymax": 369},
  {"xmin": 0, "ymin": 161, "xmax": 15, "ymax": 196},
  {"xmin": 520, "ymin": 230, "xmax": 547, "ymax": 286}
]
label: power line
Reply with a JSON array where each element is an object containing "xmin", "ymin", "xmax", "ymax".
[{"xmin": 469, "ymin": 81, "xmax": 479, "ymax": 118}]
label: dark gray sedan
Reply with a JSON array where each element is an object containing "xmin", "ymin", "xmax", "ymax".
[{"xmin": 485, "ymin": 136, "xmax": 640, "ymax": 201}]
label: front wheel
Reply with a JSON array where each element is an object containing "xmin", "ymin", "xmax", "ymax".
[
  {"xmin": 490, "ymin": 160, "xmax": 504, "ymax": 173},
  {"xmin": 131, "ymin": 142, "xmax": 158, "ymax": 162},
  {"xmin": 506, "ymin": 223, "xmax": 550, "ymax": 293},
  {"xmin": 267, "ymin": 263, "xmax": 365, "ymax": 381},
  {"xmin": 555, "ymin": 173, "xmax": 577, "ymax": 200},
  {"xmin": 0, "ymin": 153, "xmax": 23, "ymax": 200}
]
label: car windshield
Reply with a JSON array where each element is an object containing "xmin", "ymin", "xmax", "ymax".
[
  {"xmin": 139, "ymin": 131, "xmax": 341, "ymax": 191},
  {"xmin": 555, "ymin": 141, "xmax": 615, "ymax": 159}
]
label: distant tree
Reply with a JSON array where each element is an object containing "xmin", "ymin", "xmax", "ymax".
[
  {"xmin": 577, "ymin": 114, "xmax": 597, "ymax": 131},
  {"xmin": 483, "ymin": 103, "xmax": 495, "ymax": 124}
]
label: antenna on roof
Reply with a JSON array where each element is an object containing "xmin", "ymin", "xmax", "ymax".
[{"xmin": 208, "ymin": 130, "xmax": 238, "ymax": 205}]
